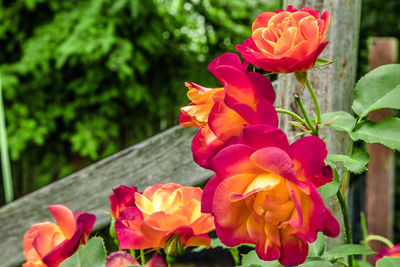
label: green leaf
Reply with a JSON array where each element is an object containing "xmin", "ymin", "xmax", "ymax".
[
  {"xmin": 326, "ymin": 151, "xmax": 370, "ymax": 174},
  {"xmin": 308, "ymin": 233, "xmax": 327, "ymax": 257},
  {"xmin": 240, "ymin": 250, "xmax": 280, "ymax": 267},
  {"xmin": 357, "ymin": 259, "xmax": 373, "ymax": 267},
  {"xmin": 376, "ymin": 257, "xmax": 400, "ymax": 267},
  {"xmin": 314, "ymin": 58, "xmax": 335, "ymax": 68},
  {"xmin": 324, "ymin": 244, "xmax": 374, "ymax": 258},
  {"xmin": 299, "ymin": 261, "xmax": 333, "ymax": 267},
  {"xmin": 321, "ymin": 111, "xmax": 357, "ymax": 133},
  {"xmin": 318, "ymin": 163, "xmax": 340, "ymax": 200},
  {"xmin": 59, "ymin": 237, "xmax": 107, "ymax": 267},
  {"xmin": 350, "ymin": 117, "xmax": 400, "ymax": 150},
  {"xmin": 352, "ymin": 64, "xmax": 400, "ymax": 118}
]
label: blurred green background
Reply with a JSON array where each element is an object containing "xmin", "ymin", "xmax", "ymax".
[
  {"xmin": 0, "ymin": 0, "xmax": 399, "ymax": 239},
  {"xmin": 0, "ymin": 0, "xmax": 282, "ymax": 198}
]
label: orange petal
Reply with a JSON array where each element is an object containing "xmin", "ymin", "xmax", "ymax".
[
  {"xmin": 274, "ymin": 27, "xmax": 297, "ymax": 56},
  {"xmin": 298, "ymin": 16, "xmax": 319, "ymax": 54},
  {"xmin": 25, "ymin": 222, "xmax": 63, "ymax": 260},
  {"xmin": 48, "ymin": 205, "xmax": 76, "ymax": 239},
  {"xmin": 189, "ymin": 214, "xmax": 215, "ymax": 235},
  {"xmin": 184, "ymin": 234, "xmax": 211, "ymax": 248},
  {"xmin": 268, "ymin": 11, "xmax": 291, "ymax": 27},
  {"xmin": 145, "ymin": 212, "xmax": 189, "ymax": 231},
  {"xmin": 208, "ymin": 100, "xmax": 247, "ymax": 141},
  {"xmin": 252, "ymin": 12, "xmax": 275, "ymax": 31}
]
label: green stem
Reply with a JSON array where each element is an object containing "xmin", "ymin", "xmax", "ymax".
[
  {"xmin": 129, "ymin": 249, "xmax": 136, "ymax": 259},
  {"xmin": 360, "ymin": 212, "xmax": 368, "ymax": 261},
  {"xmin": 365, "ymin": 235, "xmax": 394, "ymax": 248},
  {"xmin": 166, "ymin": 255, "xmax": 175, "ymax": 267},
  {"xmin": 140, "ymin": 249, "xmax": 145, "ymax": 265},
  {"xmin": 305, "ymin": 77, "xmax": 321, "ymax": 125},
  {"xmin": 275, "ymin": 108, "xmax": 306, "ymax": 125},
  {"xmin": 337, "ymin": 190, "xmax": 353, "ymax": 267},
  {"xmin": 341, "ymin": 139, "xmax": 354, "ymax": 195},
  {"xmin": 294, "ymin": 93, "xmax": 318, "ymax": 136},
  {"xmin": 228, "ymin": 247, "xmax": 240, "ymax": 266},
  {"xmin": 336, "ymin": 260, "xmax": 349, "ymax": 267},
  {"xmin": 0, "ymin": 73, "xmax": 13, "ymax": 203}
]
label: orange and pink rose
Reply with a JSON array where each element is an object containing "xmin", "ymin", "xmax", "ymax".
[
  {"xmin": 202, "ymin": 125, "xmax": 339, "ymax": 266},
  {"xmin": 23, "ymin": 205, "xmax": 96, "ymax": 267},
  {"xmin": 115, "ymin": 183, "xmax": 215, "ymax": 251},
  {"xmin": 180, "ymin": 53, "xmax": 277, "ymax": 168},
  {"xmin": 374, "ymin": 243, "xmax": 400, "ymax": 266},
  {"xmin": 236, "ymin": 5, "xmax": 330, "ymax": 73}
]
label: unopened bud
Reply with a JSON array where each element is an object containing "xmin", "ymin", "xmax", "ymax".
[
  {"xmin": 294, "ymin": 71, "xmax": 307, "ymax": 86},
  {"xmin": 165, "ymin": 235, "xmax": 185, "ymax": 258}
]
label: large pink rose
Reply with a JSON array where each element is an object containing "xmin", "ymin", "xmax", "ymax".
[{"xmin": 202, "ymin": 125, "xmax": 338, "ymax": 266}]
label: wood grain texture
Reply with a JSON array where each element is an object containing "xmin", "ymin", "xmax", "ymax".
[
  {"xmin": 278, "ymin": 0, "xmax": 362, "ymax": 246},
  {"xmin": 0, "ymin": 125, "xmax": 212, "ymax": 267},
  {"xmin": 366, "ymin": 37, "xmax": 398, "ymax": 258}
]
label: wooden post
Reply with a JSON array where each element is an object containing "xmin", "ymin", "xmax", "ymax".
[
  {"xmin": 366, "ymin": 37, "xmax": 398, "ymax": 256},
  {"xmin": 278, "ymin": 0, "xmax": 362, "ymax": 247}
]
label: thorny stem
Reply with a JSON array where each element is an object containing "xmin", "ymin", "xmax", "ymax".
[
  {"xmin": 275, "ymin": 108, "xmax": 306, "ymax": 125},
  {"xmin": 294, "ymin": 93, "xmax": 318, "ymax": 136}
]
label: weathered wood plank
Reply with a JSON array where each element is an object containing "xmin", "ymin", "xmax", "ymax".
[
  {"xmin": 278, "ymin": 0, "xmax": 362, "ymax": 247},
  {"xmin": 0, "ymin": 125, "xmax": 212, "ymax": 267},
  {"xmin": 366, "ymin": 37, "xmax": 398, "ymax": 258}
]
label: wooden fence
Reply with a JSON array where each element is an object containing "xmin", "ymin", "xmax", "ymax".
[{"xmin": 0, "ymin": 126, "xmax": 212, "ymax": 267}]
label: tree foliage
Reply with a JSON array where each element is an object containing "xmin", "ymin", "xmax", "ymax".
[{"xmin": 0, "ymin": 0, "xmax": 281, "ymax": 198}]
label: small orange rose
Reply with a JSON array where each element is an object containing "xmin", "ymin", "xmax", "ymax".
[
  {"xmin": 23, "ymin": 205, "xmax": 95, "ymax": 267},
  {"xmin": 115, "ymin": 183, "xmax": 215, "ymax": 252},
  {"xmin": 237, "ymin": 5, "xmax": 330, "ymax": 73}
]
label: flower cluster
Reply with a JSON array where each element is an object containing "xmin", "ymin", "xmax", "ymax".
[
  {"xmin": 180, "ymin": 5, "xmax": 339, "ymax": 266},
  {"xmin": 22, "ymin": 5, "xmax": 346, "ymax": 267},
  {"xmin": 23, "ymin": 184, "xmax": 213, "ymax": 267}
]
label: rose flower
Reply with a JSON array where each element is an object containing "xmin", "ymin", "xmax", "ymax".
[
  {"xmin": 180, "ymin": 53, "xmax": 277, "ymax": 168},
  {"xmin": 23, "ymin": 205, "xmax": 96, "ymax": 267},
  {"xmin": 237, "ymin": 5, "xmax": 330, "ymax": 73},
  {"xmin": 202, "ymin": 125, "xmax": 339, "ymax": 266},
  {"xmin": 374, "ymin": 243, "xmax": 400, "ymax": 266},
  {"xmin": 115, "ymin": 183, "xmax": 215, "ymax": 252},
  {"xmin": 109, "ymin": 185, "xmax": 138, "ymax": 219}
]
